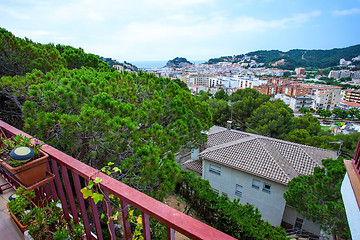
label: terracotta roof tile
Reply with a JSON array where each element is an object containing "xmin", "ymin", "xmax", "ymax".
[
  {"xmin": 206, "ymin": 130, "xmax": 249, "ymax": 148},
  {"xmin": 199, "ymin": 128, "xmax": 337, "ymax": 185},
  {"xmin": 183, "ymin": 159, "xmax": 202, "ymax": 174}
]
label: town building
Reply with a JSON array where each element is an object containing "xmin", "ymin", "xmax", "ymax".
[
  {"xmin": 339, "ymin": 100, "xmax": 360, "ymax": 111},
  {"xmin": 289, "ymin": 95, "xmax": 314, "ymax": 112},
  {"xmin": 183, "ymin": 126, "xmax": 337, "ymax": 236},
  {"xmin": 297, "ymin": 84, "xmax": 342, "ymax": 110},
  {"xmin": 113, "ymin": 64, "xmax": 124, "ymax": 71},
  {"xmin": 343, "ymin": 89, "xmax": 360, "ymax": 103},
  {"xmin": 295, "ymin": 68, "xmax": 305, "ymax": 75}
]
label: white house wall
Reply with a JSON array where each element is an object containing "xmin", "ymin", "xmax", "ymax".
[
  {"xmin": 341, "ymin": 173, "xmax": 360, "ymax": 240},
  {"xmin": 282, "ymin": 205, "xmax": 321, "ymax": 235},
  {"xmin": 203, "ymin": 160, "xmax": 287, "ymax": 226}
]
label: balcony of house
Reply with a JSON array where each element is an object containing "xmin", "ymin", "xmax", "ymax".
[
  {"xmin": 0, "ymin": 120, "xmax": 236, "ymax": 240},
  {"xmin": 342, "ymin": 137, "xmax": 360, "ymax": 240}
]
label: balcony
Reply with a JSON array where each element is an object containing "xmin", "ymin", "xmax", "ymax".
[
  {"xmin": 342, "ymin": 137, "xmax": 360, "ymax": 239},
  {"xmin": 0, "ymin": 120, "xmax": 235, "ymax": 240}
]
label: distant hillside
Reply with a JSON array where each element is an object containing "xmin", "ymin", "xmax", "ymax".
[
  {"xmin": 206, "ymin": 44, "xmax": 360, "ymax": 69},
  {"xmin": 165, "ymin": 57, "xmax": 193, "ymax": 68}
]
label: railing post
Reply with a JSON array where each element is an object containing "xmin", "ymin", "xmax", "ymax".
[
  {"xmin": 86, "ymin": 179, "xmax": 103, "ymax": 240},
  {"xmin": 103, "ymin": 191, "xmax": 116, "ymax": 240},
  {"xmin": 352, "ymin": 137, "xmax": 360, "ymax": 176},
  {"xmin": 60, "ymin": 164, "xmax": 79, "ymax": 223},
  {"xmin": 167, "ymin": 227, "xmax": 175, "ymax": 240},
  {"xmin": 72, "ymin": 172, "xmax": 92, "ymax": 240},
  {"xmin": 142, "ymin": 212, "xmax": 151, "ymax": 240},
  {"xmin": 120, "ymin": 199, "xmax": 133, "ymax": 240},
  {"xmin": 51, "ymin": 158, "xmax": 71, "ymax": 221}
]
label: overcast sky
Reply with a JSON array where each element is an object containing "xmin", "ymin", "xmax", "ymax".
[{"xmin": 1, "ymin": 0, "xmax": 360, "ymax": 62}]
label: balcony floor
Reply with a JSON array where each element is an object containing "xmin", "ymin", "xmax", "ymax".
[{"xmin": 0, "ymin": 178, "xmax": 23, "ymax": 240}]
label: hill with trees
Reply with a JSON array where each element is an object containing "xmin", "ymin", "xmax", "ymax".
[
  {"xmin": 165, "ymin": 57, "xmax": 193, "ymax": 68},
  {"xmin": 206, "ymin": 44, "xmax": 360, "ymax": 69},
  {"xmin": 98, "ymin": 56, "xmax": 139, "ymax": 71}
]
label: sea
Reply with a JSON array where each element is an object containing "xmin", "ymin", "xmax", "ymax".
[{"xmin": 130, "ymin": 60, "xmax": 206, "ymax": 69}]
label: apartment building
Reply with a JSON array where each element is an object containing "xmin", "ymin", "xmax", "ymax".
[
  {"xmin": 343, "ymin": 89, "xmax": 360, "ymax": 103},
  {"xmin": 289, "ymin": 95, "xmax": 314, "ymax": 111},
  {"xmin": 295, "ymin": 67, "xmax": 305, "ymax": 75},
  {"xmin": 339, "ymin": 101, "xmax": 360, "ymax": 111}
]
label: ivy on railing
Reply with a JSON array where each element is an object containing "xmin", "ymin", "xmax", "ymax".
[{"xmin": 81, "ymin": 162, "xmax": 144, "ymax": 240}]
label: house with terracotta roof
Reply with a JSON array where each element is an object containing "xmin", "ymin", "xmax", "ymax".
[
  {"xmin": 339, "ymin": 100, "xmax": 360, "ymax": 111},
  {"xmin": 183, "ymin": 125, "xmax": 337, "ymax": 236}
]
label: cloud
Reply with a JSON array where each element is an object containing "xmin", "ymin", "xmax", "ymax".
[
  {"xmin": 107, "ymin": 10, "xmax": 322, "ymax": 60},
  {"xmin": 332, "ymin": 8, "xmax": 360, "ymax": 16}
]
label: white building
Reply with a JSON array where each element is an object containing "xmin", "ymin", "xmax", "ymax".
[
  {"xmin": 183, "ymin": 126, "xmax": 337, "ymax": 235},
  {"xmin": 274, "ymin": 94, "xmax": 291, "ymax": 106},
  {"xmin": 289, "ymin": 95, "xmax": 314, "ymax": 112},
  {"xmin": 313, "ymin": 87, "xmax": 342, "ymax": 110},
  {"xmin": 339, "ymin": 101, "xmax": 360, "ymax": 111},
  {"xmin": 209, "ymin": 77, "xmax": 223, "ymax": 87}
]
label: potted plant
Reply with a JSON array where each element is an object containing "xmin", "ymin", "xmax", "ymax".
[
  {"xmin": 0, "ymin": 133, "xmax": 49, "ymax": 187},
  {"xmin": 25, "ymin": 200, "xmax": 85, "ymax": 240},
  {"xmin": 6, "ymin": 186, "xmax": 36, "ymax": 232}
]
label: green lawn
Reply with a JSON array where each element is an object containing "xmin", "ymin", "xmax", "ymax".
[{"xmin": 321, "ymin": 125, "xmax": 332, "ymax": 131}]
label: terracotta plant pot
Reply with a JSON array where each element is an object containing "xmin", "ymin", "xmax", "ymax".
[
  {"xmin": 6, "ymin": 202, "xmax": 36, "ymax": 233},
  {"xmin": 0, "ymin": 150, "xmax": 49, "ymax": 187},
  {"xmin": 9, "ymin": 210, "xmax": 29, "ymax": 232}
]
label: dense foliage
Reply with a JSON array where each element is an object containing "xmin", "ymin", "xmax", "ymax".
[
  {"xmin": 205, "ymin": 44, "xmax": 360, "ymax": 69},
  {"xmin": 0, "ymin": 67, "xmax": 212, "ymax": 200},
  {"xmin": 284, "ymin": 157, "xmax": 350, "ymax": 239},
  {"xmin": 176, "ymin": 171, "xmax": 287, "ymax": 239},
  {"xmin": 0, "ymin": 28, "xmax": 107, "ymax": 77},
  {"xmin": 246, "ymin": 99, "xmax": 294, "ymax": 139},
  {"xmin": 0, "ymin": 28, "xmax": 65, "ymax": 76}
]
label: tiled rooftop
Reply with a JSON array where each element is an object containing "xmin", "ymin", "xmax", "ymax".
[
  {"xmin": 199, "ymin": 126, "xmax": 338, "ymax": 185},
  {"xmin": 183, "ymin": 159, "xmax": 202, "ymax": 174}
]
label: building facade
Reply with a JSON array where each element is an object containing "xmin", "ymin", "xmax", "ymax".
[
  {"xmin": 184, "ymin": 126, "xmax": 337, "ymax": 236},
  {"xmin": 289, "ymin": 95, "xmax": 314, "ymax": 111},
  {"xmin": 343, "ymin": 89, "xmax": 360, "ymax": 103}
]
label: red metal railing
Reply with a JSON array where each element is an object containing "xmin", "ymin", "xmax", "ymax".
[
  {"xmin": 0, "ymin": 120, "xmax": 236, "ymax": 240},
  {"xmin": 352, "ymin": 137, "xmax": 360, "ymax": 179}
]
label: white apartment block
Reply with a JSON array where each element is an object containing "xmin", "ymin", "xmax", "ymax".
[
  {"xmin": 209, "ymin": 77, "xmax": 223, "ymax": 87},
  {"xmin": 313, "ymin": 87, "xmax": 342, "ymax": 110},
  {"xmin": 289, "ymin": 95, "xmax": 314, "ymax": 112}
]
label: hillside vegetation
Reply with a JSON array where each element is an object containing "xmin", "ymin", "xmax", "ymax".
[{"xmin": 206, "ymin": 44, "xmax": 360, "ymax": 69}]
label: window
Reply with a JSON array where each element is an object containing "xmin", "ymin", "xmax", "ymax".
[
  {"xmin": 252, "ymin": 179, "xmax": 260, "ymax": 189},
  {"xmin": 263, "ymin": 183, "xmax": 271, "ymax": 193},
  {"xmin": 235, "ymin": 184, "xmax": 243, "ymax": 197},
  {"xmin": 294, "ymin": 217, "xmax": 304, "ymax": 230},
  {"xmin": 209, "ymin": 164, "xmax": 221, "ymax": 175}
]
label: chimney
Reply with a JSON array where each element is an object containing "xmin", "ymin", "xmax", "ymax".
[{"xmin": 227, "ymin": 120, "xmax": 232, "ymax": 130}]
